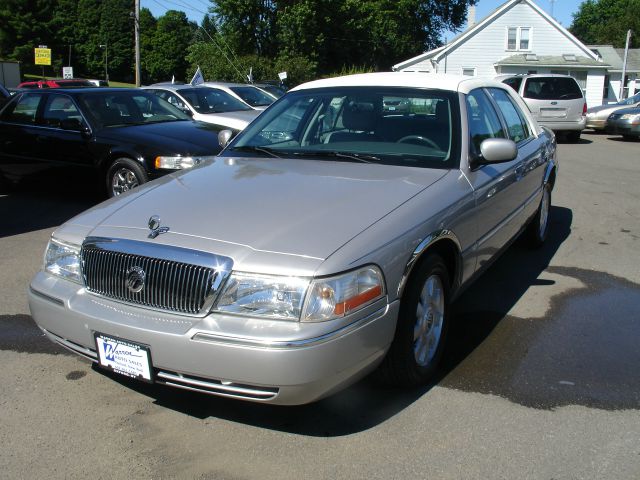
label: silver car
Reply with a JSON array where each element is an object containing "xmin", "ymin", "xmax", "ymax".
[
  {"xmin": 28, "ymin": 73, "xmax": 558, "ymax": 405},
  {"xmin": 202, "ymin": 82, "xmax": 276, "ymax": 110},
  {"xmin": 586, "ymin": 92, "xmax": 640, "ymax": 131},
  {"xmin": 142, "ymin": 84, "xmax": 261, "ymax": 132},
  {"xmin": 606, "ymin": 106, "xmax": 640, "ymax": 140},
  {"xmin": 499, "ymin": 74, "xmax": 586, "ymax": 141}
]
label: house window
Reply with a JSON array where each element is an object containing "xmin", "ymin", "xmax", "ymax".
[
  {"xmin": 462, "ymin": 68, "xmax": 476, "ymax": 77},
  {"xmin": 507, "ymin": 28, "xmax": 518, "ymax": 50},
  {"xmin": 520, "ymin": 28, "xmax": 530, "ymax": 50},
  {"xmin": 506, "ymin": 27, "xmax": 532, "ymax": 51}
]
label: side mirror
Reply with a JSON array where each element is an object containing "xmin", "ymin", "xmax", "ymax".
[
  {"xmin": 218, "ymin": 129, "xmax": 234, "ymax": 148},
  {"xmin": 476, "ymin": 138, "xmax": 517, "ymax": 166},
  {"xmin": 60, "ymin": 118, "xmax": 91, "ymax": 137}
]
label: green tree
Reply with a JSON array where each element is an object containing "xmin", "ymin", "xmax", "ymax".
[
  {"xmin": 570, "ymin": 0, "xmax": 639, "ymax": 48},
  {"xmin": 145, "ymin": 11, "xmax": 196, "ymax": 83},
  {"xmin": 139, "ymin": 7, "xmax": 158, "ymax": 83},
  {"xmin": 0, "ymin": 0, "xmax": 56, "ymax": 75}
]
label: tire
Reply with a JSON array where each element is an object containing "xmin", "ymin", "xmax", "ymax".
[
  {"xmin": 566, "ymin": 131, "xmax": 581, "ymax": 143},
  {"xmin": 527, "ymin": 182, "xmax": 551, "ymax": 248},
  {"xmin": 377, "ymin": 254, "xmax": 450, "ymax": 387},
  {"xmin": 106, "ymin": 158, "xmax": 148, "ymax": 198}
]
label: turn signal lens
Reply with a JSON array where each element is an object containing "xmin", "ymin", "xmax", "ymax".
[{"xmin": 302, "ymin": 266, "xmax": 385, "ymax": 322}]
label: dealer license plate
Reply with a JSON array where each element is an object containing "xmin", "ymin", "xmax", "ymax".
[{"xmin": 95, "ymin": 333, "xmax": 153, "ymax": 382}]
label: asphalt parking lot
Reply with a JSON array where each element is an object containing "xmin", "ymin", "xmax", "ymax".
[{"xmin": 1, "ymin": 132, "xmax": 639, "ymax": 479}]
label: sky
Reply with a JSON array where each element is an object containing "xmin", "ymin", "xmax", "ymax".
[{"xmin": 143, "ymin": 0, "xmax": 584, "ymax": 39}]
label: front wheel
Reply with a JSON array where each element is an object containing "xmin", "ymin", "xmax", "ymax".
[
  {"xmin": 106, "ymin": 158, "xmax": 148, "ymax": 197},
  {"xmin": 377, "ymin": 254, "xmax": 450, "ymax": 387}
]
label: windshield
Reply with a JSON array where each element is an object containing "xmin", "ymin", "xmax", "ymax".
[
  {"xmin": 179, "ymin": 87, "xmax": 252, "ymax": 113},
  {"xmin": 78, "ymin": 91, "xmax": 190, "ymax": 128},
  {"xmin": 619, "ymin": 92, "xmax": 640, "ymax": 105},
  {"xmin": 230, "ymin": 86, "xmax": 275, "ymax": 107},
  {"xmin": 225, "ymin": 87, "xmax": 460, "ymax": 169}
]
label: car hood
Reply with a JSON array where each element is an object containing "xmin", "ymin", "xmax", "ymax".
[
  {"xmin": 587, "ymin": 104, "xmax": 623, "ymax": 117},
  {"xmin": 63, "ymin": 158, "xmax": 448, "ymax": 274},
  {"xmin": 195, "ymin": 109, "xmax": 260, "ymax": 130},
  {"xmin": 611, "ymin": 106, "xmax": 640, "ymax": 116},
  {"xmin": 97, "ymin": 120, "xmax": 221, "ymax": 154}
]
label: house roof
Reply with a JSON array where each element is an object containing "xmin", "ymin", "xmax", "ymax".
[
  {"xmin": 393, "ymin": 0, "xmax": 599, "ymax": 71},
  {"xmin": 614, "ymin": 48, "xmax": 640, "ymax": 72},
  {"xmin": 496, "ymin": 54, "xmax": 610, "ymax": 69}
]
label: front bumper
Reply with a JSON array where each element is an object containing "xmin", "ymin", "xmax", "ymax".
[
  {"xmin": 28, "ymin": 272, "xmax": 398, "ymax": 405},
  {"xmin": 606, "ymin": 120, "xmax": 640, "ymax": 137},
  {"xmin": 586, "ymin": 117, "xmax": 607, "ymax": 130}
]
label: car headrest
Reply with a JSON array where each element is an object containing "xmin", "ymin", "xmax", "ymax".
[{"xmin": 343, "ymin": 98, "xmax": 381, "ymax": 132}]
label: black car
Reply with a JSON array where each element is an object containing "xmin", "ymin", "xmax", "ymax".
[{"xmin": 0, "ymin": 88, "xmax": 223, "ymax": 196}]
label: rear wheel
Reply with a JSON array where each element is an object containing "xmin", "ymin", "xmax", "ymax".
[
  {"xmin": 527, "ymin": 182, "xmax": 551, "ymax": 248},
  {"xmin": 106, "ymin": 158, "xmax": 147, "ymax": 197},
  {"xmin": 378, "ymin": 254, "xmax": 450, "ymax": 387}
]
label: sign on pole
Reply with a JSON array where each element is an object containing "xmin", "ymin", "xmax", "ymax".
[
  {"xmin": 62, "ymin": 67, "xmax": 74, "ymax": 79},
  {"xmin": 35, "ymin": 48, "xmax": 52, "ymax": 66}
]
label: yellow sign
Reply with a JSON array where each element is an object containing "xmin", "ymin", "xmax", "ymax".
[{"xmin": 34, "ymin": 48, "xmax": 51, "ymax": 66}]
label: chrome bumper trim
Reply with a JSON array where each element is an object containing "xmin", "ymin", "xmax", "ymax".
[
  {"xmin": 43, "ymin": 328, "xmax": 98, "ymax": 361},
  {"xmin": 29, "ymin": 287, "xmax": 64, "ymax": 307},
  {"xmin": 156, "ymin": 371, "xmax": 278, "ymax": 400},
  {"xmin": 191, "ymin": 304, "xmax": 389, "ymax": 349}
]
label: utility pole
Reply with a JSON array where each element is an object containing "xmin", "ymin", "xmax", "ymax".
[
  {"xmin": 619, "ymin": 29, "xmax": 632, "ymax": 100},
  {"xmin": 134, "ymin": 0, "xmax": 141, "ymax": 87},
  {"xmin": 100, "ymin": 42, "xmax": 109, "ymax": 82}
]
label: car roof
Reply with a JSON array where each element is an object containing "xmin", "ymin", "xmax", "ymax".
[
  {"xmin": 292, "ymin": 72, "xmax": 508, "ymax": 95},
  {"xmin": 14, "ymin": 87, "xmax": 151, "ymax": 95}
]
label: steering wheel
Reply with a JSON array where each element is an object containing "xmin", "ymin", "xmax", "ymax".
[{"xmin": 397, "ymin": 135, "xmax": 439, "ymax": 149}]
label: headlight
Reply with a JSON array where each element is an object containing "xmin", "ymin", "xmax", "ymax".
[
  {"xmin": 154, "ymin": 155, "xmax": 216, "ymax": 170},
  {"xmin": 213, "ymin": 265, "xmax": 386, "ymax": 322},
  {"xmin": 214, "ymin": 273, "xmax": 309, "ymax": 320},
  {"xmin": 302, "ymin": 266, "xmax": 385, "ymax": 322},
  {"xmin": 44, "ymin": 238, "xmax": 82, "ymax": 284},
  {"xmin": 620, "ymin": 113, "xmax": 640, "ymax": 122}
]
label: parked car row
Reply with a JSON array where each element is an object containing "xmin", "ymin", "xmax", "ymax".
[
  {"xmin": 586, "ymin": 92, "xmax": 640, "ymax": 140},
  {"xmin": 0, "ymin": 79, "xmax": 280, "ymax": 196}
]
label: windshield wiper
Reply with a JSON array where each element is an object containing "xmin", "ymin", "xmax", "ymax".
[
  {"xmin": 231, "ymin": 145, "xmax": 282, "ymax": 158},
  {"xmin": 290, "ymin": 150, "xmax": 380, "ymax": 163}
]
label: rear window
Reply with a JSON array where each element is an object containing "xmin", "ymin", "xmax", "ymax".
[{"xmin": 523, "ymin": 77, "xmax": 583, "ymax": 100}]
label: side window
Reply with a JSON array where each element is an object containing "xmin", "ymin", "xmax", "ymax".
[
  {"xmin": 0, "ymin": 93, "xmax": 43, "ymax": 124},
  {"xmin": 488, "ymin": 88, "xmax": 531, "ymax": 143},
  {"xmin": 41, "ymin": 94, "xmax": 81, "ymax": 128},
  {"xmin": 466, "ymin": 89, "xmax": 506, "ymax": 156},
  {"xmin": 502, "ymin": 77, "xmax": 522, "ymax": 92}
]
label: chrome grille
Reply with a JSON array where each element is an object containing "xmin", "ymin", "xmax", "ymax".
[{"xmin": 81, "ymin": 238, "xmax": 232, "ymax": 316}]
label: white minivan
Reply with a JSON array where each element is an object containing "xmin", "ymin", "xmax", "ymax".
[{"xmin": 499, "ymin": 74, "xmax": 586, "ymax": 142}]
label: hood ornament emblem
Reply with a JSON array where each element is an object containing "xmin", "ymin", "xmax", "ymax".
[{"xmin": 148, "ymin": 215, "xmax": 170, "ymax": 239}]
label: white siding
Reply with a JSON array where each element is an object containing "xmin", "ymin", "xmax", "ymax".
[{"xmin": 434, "ymin": 2, "xmax": 591, "ymax": 77}]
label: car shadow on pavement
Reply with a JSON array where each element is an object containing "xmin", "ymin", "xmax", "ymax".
[
  {"xmin": 0, "ymin": 187, "xmax": 102, "ymax": 238},
  {"xmin": 94, "ymin": 206, "xmax": 573, "ymax": 437}
]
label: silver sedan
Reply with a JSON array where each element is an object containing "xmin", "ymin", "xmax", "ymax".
[
  {"xmin": 586, "ymin": 92, "xmax": 640, "ymax": 130},
  {"xmin": 29, "ymin": 73, "xmax": 557, "ymax": 405}
]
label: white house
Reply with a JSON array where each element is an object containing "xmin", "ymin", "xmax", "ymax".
[
  {"xmin": 588, "ymin": 45, "xmax": 639, "ymax": 103},
  {"xmin": 392, "ymin": 0, "xmax": 610, "ymax": 107}
]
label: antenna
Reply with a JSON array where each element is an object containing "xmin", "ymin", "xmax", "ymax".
[{"xmin": 549, "ymin": 0, "xmax": 557, "ymax": 19}]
